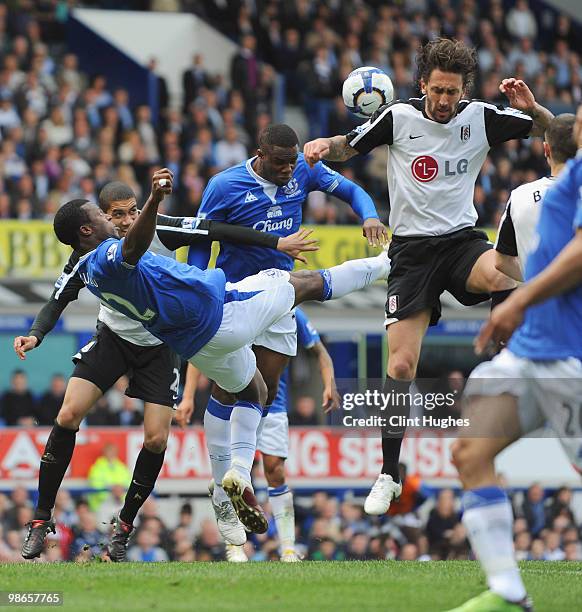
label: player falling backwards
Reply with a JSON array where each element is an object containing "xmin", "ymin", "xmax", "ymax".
[
  {"xmin": 50, "ymin": 168, "xmax": 390, "ymax": 535},
  {"xmin": 181, "ymin": 122, "xmax": 385, "ymax": 545},
  {"xmin": 303, "ymin": 37, "xmax": 554, "ymax": 515},
  {"xmin": 448, "ymin": 111, "xmax": 581, "ymax": 612},
  {"xmin": 178, "ymin": 307, "xmax": 338, "ymax": 562},
  {"xmin": 17, "ymin": 178, "xmax": 314, "ymax": 561}
]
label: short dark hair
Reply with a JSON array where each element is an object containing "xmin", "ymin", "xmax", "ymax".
[
  {"xmin": 53, "ymin": 199, "xmax": 90, "ymax": 249},
  {"xmin": 416, "ymin": 38, "xmax": 477, "ymax": 92},
  {"xmin": 258, "ymin": 124, "xmax": 299, "ymax": 149},
  {"xmin": 545, "ymin": 113, "xmax": 577, "ymax": 164},
  {"xmin": 98, "ymin": 181, "xmax": 136, "ymax": 212}
]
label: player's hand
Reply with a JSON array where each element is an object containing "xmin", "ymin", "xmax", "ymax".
[
  {"xmin": 278, "ymin": 229, "xmax": 319, "ymax": 264},
  {"xmin": 13, "ymin": 335, "xmax": 38, "ymax": 360},
  {"xmin": 303, "ymin": 138, "xmax": 331, "ymax": 167},
  {"xmin": 362, "ymin": 218, "xmax": 389, "ymax": 247},
  {"xmin": 174, "ymin": 398, "xmax": 194, "ymax": 429},
  {"xmin": 474, "ymin": 297, "xmax": 525, "ymax": 355},
  {"xmin": 323, "ymin": 385, "xmax": 341, "ymax": 413},
  {"xmin": 151, "ymin": 168, "xmax": 174, "ymax": 203},
  {"xmin": 499, "ymin": 78, "xmax": 536, "ymax": 112}
]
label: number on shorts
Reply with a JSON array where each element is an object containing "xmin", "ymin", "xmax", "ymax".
[{"xmin": 170, "ymin": 368, "xmax": 180, "ymax": 400}]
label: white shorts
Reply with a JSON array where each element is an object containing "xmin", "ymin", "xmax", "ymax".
[
  {"xmin": 254, "ymin": 309, "xmax": 297, "ymax": 357},
  {"xmin": 189, "ymin": 269, "xmax": 295, "ymax": 393},
  {"xmin": 465, "ymin": 349, "xmax": 582, "ymax": 473},
  {"xmin": 257, "ymin": 410, "xmax": 289, "ymax": 458}
]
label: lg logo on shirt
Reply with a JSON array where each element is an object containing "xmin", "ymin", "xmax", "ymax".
[{"xmin": 411, "ymin": 156, "xmax": 469, "ymax": 182}]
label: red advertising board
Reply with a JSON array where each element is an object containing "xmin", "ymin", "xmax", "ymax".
[{"xmin": 0, "ymin": 428, "xmax": 458, "ymax": 490}]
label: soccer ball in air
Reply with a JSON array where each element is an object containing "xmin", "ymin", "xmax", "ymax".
[{"xmin": 342, "ymin": 66, "xmax": 394, "ymax": 119}]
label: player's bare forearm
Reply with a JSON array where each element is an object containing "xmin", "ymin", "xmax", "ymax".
[
  {"xmin": 513, "ymin": 230, "xmax": 582, "ymax": 309},
  {"xmin": 123, "ymin": 169, "xmax": 173, "ymax": 265},
  {"xmin": 311, "ymin": 342, "xmax": 338, "ymax": 407},
  {"xmin": 494, "ymin": 252, "xmax": 523, "ymax": 282},
  {"xmin": 526, "ymin": 103, "xmax": 554, "ymax": 137},
  {"xmin": 182, "ymin": 363, "xmax": 201, "ymax": 400},
  {"xmin": 327, "ymin": 136, "xmax": 358, "ymax": 161}
]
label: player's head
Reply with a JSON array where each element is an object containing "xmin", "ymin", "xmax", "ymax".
[
  {"xmin": 98, "ymin": 181, "xmax": 138, "ymax": 238},
  {"xmin": 416, "ymin": 38, "xmax": 476, "ymax": 124},
  {"xmin": 256, "ymin": 124, "xmax": 299, "ymax": 186},
  {"xmin": 54, "ymin": 199, "xmax": 118, "ymax": 252},
  {"xmin": 544, "ymin": 113, "xmax": 577, "ymax": 168}
]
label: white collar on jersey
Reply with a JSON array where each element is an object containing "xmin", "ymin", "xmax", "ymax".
[{"xmin": 246, "ymin": 156, "xmax": 277, "ymax": 187}]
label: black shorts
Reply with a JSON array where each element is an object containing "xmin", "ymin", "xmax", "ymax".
[
  {"xmin": 72, "ymin": 323, "xmax": 181, "ymax": 407},
  {"xmin": 385, "ymin": 228, "xmax": 492, "ymax": 326}
]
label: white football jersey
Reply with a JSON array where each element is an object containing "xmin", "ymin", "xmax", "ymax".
[
  {"xmin": 346, "ymin": 97, "xmax": 533, "ymax": 237},
  {"xmin": 495, "ymin": 176, "xmax": 554, "ymax": 275}
]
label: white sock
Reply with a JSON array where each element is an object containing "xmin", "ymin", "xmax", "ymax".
[
  {"xmin": 269, "ymin": 485, "xmax": 296, "ymax": 553},
  {"xmin": 462, "ymin": 487, "xmax": 526, "ymax": 602},
  {"xmin": 230, "ymin": 400, "xmax": 262, "ymax": 482},
  {"xmin": 204, "ymin": 396, "xmax": 232, "ymax": 504},
  {"xmin": 321, "ymin": 253, "xmax": 390, "ymax": 300}
]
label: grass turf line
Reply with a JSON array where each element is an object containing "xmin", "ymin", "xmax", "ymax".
[{"xmin": 1, "ymin": 561, "xmax": 581, "ymax": 611}]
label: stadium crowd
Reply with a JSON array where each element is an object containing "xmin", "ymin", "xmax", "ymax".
[
  {"xmin": 1, "ymin": 1, "xmax": 580, "ymax": 230},
  {"xmin": 1, "ymin": 478, "xmax": 581, "ymax": 563}
]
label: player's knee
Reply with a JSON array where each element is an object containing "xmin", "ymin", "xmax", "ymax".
[
  {"xmin": 451, "ymin": 439, "xmax": 487, "ymax": 479},
  {"xmin": 57, "ymin": 401, "xmax": 85, "ymax": 429},
  {"xmin": 388, "ymin": 353, "xmax": 417, "ymax": 381},
  {"xmin": 265, "ymin": 462, "xmax": 286, "ymax": 488},
  {"xmin": 143, "ymin": 431, "xmax": 168, "ymax": 454}
]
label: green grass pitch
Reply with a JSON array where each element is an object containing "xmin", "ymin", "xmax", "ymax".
[{"xmin": 2, "ymin": 561, "xmax": 581, "ymax": 611}]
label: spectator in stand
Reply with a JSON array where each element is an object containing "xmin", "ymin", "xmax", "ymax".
[
  {"xmin": 127, "ymin": 527, "xmax": 169, "ymax": 562},
  {"xmin": 288, "ymin": 396, "xmax": 319, "ymax": 426},
  {"xmin": 36, "ymin": 373, "xmax": 66, "ymax": 426},
  {"xmin": 87, "ymin": 442, "xmax": 131, "ymax": 512},
  {"xmin": 425, "ymin": 489, "xmax": 461, "ymax": 559},
  {"xmin": 0, "ymin": 369, "xmax": 36, "ymax": 426},
  {"xmin": 521, "ymin": 482, "xmax": 547, "ymax": 537}
]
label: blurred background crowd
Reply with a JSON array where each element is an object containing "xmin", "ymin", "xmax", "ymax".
[
  {"xmin": 1, "ymin": 473, "xmax": 581, "ymax": 563},
  {"xmin": 1, "ymin": 1, "xmax": 580, "ymax": 228}
]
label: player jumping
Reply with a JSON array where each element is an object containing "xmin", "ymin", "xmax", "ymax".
[{"xmin": 303, "ymin": 38, "xmax": 553, "ymax": 515}]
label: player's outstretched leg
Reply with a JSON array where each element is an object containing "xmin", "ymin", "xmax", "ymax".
[
  {"xmin": 23, "ymin": 378, "xmax": 100, "ymax": 559},
  {"xmin": 447, "ymin": 385, "xmax": 531, "ymax": 612}
]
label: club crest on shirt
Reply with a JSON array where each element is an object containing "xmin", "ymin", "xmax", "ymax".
[
  {"xmin": 267, "ymin": 205, "xmax": 283, "ymax": 218},
  {"xmin": 388, "ymin": 294, "xmax": 399, "ymax": 314},
  {"xmin": 282, "ymin": 178, "xmax": 300, "ymax": 196},
  {"xmin": 460, "ymin": 125, "xmax": 471, "ymax": 142}
]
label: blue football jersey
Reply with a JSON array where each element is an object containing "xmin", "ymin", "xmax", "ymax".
[
  {"xmin": 509, "ymin": 155, "xmax": 582, "ymax": 361},
  {"xmin": 190, "ymin": 154, "xmax": 346, "ymax": 281},
  {"xmin": 67, "ymin": 238, "xmax": 226, "ymax": 360},
  {"xmin": 270, "ymin": 308, "xmax": 321, "ymax": 414}
]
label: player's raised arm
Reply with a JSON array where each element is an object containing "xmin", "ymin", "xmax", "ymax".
[
  {"xmin": 122, "ymin": 168, "xmax": 173, "ymax": 265},
  {"xmin": 500, "ymin": 78, "xmax": 554, "ymax": 137},
  {"xmin": 303, "ymin": 135, "xmax": 359, "ymax": 166}
]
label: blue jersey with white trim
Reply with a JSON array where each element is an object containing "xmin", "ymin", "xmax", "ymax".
[
  {"xmin": 509, "ymin": 155, "xmax": 582, "ymax": 361},
  {"xmin": 72, "ymin": 238, "xmax": 226, "ymax": 360},
  {"xmin": 192, "ymin": 154, "xmax": 346, "ymax": 281},
  {"xmin": 269, "ymin": 308, "xmax": 321, "ymax": 414}
]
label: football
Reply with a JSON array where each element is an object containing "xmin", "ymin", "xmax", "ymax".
[{"xmin": 342, "ymin": 66, "xmax": 394, "ymax": 119}]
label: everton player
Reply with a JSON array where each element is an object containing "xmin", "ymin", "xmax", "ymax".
[
  {"xmin": 46, "ymin": 169, "xmax": 389, "ymax": 536},
  {"xmin": 304, "ymin": 38, "xmax": 553, "ymax": 515},
  {"xmin": 18, "ymin": 179, "xmax": 316, "ymax": 561},
  {"xmin": 448, "ymin": 109, "xmax": 582, "ymax": 612},
  {"xmin": 178, "ymin": 307, "xmax": 339, "ymax": 562},
  {"xmin": 185, "ymin": 123, "xmax": 386, "ymax": 525}
]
